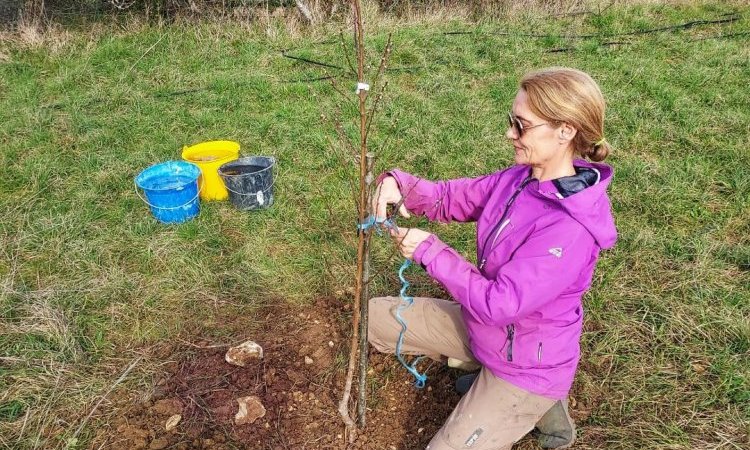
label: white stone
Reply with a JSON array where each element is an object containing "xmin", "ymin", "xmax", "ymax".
[
  {"xmin": 165, "ymin": 414, "xmax": 181, "ymax": 431},
  {"xmin": 225, "ymin": 341, "xmax": 263, "ymax": 367}
]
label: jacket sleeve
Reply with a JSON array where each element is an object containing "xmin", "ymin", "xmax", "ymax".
[
  {"xmin": 413, "ymin": 222, "xmax": 596, "ymax": 327},
  {"xmin": 378, "ymin": 168, "xmax": 501, "ymax": 223}
]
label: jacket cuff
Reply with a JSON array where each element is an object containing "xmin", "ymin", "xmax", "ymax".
[
  {"xmin": 377, "ymin": 169, "xmax": 423, "ymax": 213},
  {"xmin": 375, "ymin": 171, "xmax": 393, "ymax": 186},
  {"xmin": 413, "ymin": 234, "xmax": 449, "ymax": 267}
]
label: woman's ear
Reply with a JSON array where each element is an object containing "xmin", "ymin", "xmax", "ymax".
[{"xmin": 559, "ymin": 123, "xmax": 578, "ymax": 143}]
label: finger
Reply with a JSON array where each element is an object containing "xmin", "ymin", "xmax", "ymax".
[
  {"xmin": 398, "ymin": 203, "xmax": 411, "ymax": 218},
  {"xmin": 389, "ymin": 227, "xmax": 405, "ymax": 238},
  {"xmin": 377, "ymin": 200, "xmax": 389, "ymax": 219},
  {"xmin": 397, "ymin": 241, "xmax": 409, "ymax": 258},
  {"xmin": 372, "ymin": 187, "xmax": 386, "ymax": 219}
]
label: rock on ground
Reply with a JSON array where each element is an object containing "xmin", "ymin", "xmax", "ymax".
[
  {"xmin": 225, "ymin": 341, "xmax": 263, "ymax": 367},
  {"xmin": 234, "ymin": 396, "xmax": 266, "ymax": 426}
]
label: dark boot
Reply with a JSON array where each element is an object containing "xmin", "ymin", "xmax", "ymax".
[
  {"xmin": 454, "ymin": 372, "xmax": 479, "ymax": 395},
  {"xmin": 532, "ymin": 399, "xmax": 576, "ymax": 448}
]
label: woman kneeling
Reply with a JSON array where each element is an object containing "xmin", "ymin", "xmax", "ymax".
[{"xmin": 369, "ymin": 67, "xmax": 617, "ymax": 450}]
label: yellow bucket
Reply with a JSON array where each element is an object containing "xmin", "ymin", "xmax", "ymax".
[{"xmin": 181, "ymin": 140, "xmax": 240, "ymax": 201}]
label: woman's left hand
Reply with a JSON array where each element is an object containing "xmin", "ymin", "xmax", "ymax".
[{"xmin": 390, "ymin": 227, "xmax": 432, "ymax": 260}]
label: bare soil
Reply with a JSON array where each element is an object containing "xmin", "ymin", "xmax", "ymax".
[
  {"xmin": 93, "ymin": 297, "xmax": 597, "ymax": 449},
  {"xmin": 92, "ymin": 298, "xmax": 464, "ymax": 449}
]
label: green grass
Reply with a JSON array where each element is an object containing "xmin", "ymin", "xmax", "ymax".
[{"xmin": 1, "ymin": 2, "xmax": 749, "ymax": 449}]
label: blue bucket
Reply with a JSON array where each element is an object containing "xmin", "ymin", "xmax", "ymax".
[{"xmin": 135, "ymin": 161, "xmax": 201, "ymax": 224}]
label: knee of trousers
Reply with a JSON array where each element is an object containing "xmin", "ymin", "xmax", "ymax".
[{"xmin": 367, "ymin": 296, "xmax": 397, "ymax": 353}]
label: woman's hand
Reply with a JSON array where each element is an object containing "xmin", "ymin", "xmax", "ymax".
[
  {"xmin": 372, "ymin": 176, "xmax": 411, "ymax": 219},
  {"xmin": 390, "ymin": 227, "xmax": 432, "ymax": 260}
]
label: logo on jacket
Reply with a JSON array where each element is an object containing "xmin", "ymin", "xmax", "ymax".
[{"xmin": 548, "ymin": 247, "xmax": 563, "ymax": 258}]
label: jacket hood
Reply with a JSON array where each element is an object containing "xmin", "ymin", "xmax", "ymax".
[{"xmin": 533, "ymin": 159, "xmax": 618, "ymax": 249}]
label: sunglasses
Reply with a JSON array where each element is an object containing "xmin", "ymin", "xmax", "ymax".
[{"xmin": 508, "ymin": 113, "xmax": 548, "ymax": 137}]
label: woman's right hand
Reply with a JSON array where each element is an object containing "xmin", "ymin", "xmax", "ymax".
[{"xmin": 372, "ymin": 176, "xmax": 411, "ymax": 219}]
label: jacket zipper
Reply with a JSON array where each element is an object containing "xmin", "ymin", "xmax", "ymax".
[
  {"xmin": 478, "ymin": 176, "xmax": 533, "ymax": 270},
  {"xmin": 487, "ymin": 219, "xmax": 511, "ymax": 258},
  {"xmin": 506, "ymin": 324, "xmax": 515, "ymax": 362}
]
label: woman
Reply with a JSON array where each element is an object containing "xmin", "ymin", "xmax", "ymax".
[{"xmin": 368, "ymin": 67, "xmax": 617, "ymax": 450}]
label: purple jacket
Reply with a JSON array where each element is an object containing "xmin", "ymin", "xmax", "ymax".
[{"xmin": 387, "ymin": 160, "xmax": 617, "ymax": 399}]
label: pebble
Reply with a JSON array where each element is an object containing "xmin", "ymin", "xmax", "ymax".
[
  {"xmin": 225, "ymin": 341, "xmax": 263, "ymax": 367},
  {"xmin": 165, "ymin": 414, "xmax": 181, "ymax": 431},
  {"xmin": 234, "ymin": 396, "xmax": 266, "ymax": 426}
]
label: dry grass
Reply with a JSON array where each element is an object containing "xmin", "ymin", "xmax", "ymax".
[{"xmin": 4, "ymin": 0, "xmax": 741, "ymax": 51}]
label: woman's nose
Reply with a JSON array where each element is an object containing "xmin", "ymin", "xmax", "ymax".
[{"xmin": 505, "ymin": 126, "xmax": 517, "ymax": 140}]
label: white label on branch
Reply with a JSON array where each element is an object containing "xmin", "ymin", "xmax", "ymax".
[{"xmin": 355, "ymin": 82, "xmax": 370, "ymax": 94}]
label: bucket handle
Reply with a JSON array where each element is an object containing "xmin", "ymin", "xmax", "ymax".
[
  {"xmin": 222, "ymin": 174, "xmax": 278, "ymax": 197},
  {"xmin": 221, "ymin": 164, "xmax": 279, "ymax": 197},
  {"xmin": 135, "ymin": 177, "xmax": 204, "ymax": 210},
  {"xmin": 218, "ymin": 160, "xmax": 275, "ymax": 178}
]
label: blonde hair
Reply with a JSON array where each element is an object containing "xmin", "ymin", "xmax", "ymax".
[{"xmin": 520, "ymin": 67, "xmax": 610, "ymax": 162}]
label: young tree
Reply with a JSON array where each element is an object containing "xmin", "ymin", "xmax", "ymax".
[{"xmin": 335, "ymin": 0, "xmax": 392, "ymax": 442}]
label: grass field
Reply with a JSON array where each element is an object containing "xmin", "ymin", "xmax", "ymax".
[{"xmin": 1, "ymin": 1, "xmax": 749, "ymax": 448}]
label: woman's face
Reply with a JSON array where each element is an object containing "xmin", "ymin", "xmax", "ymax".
[{"xmin": 506, "ymin": 89, "xmax": 568, "ymax": 166}]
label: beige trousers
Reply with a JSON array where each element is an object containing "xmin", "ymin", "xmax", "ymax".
[{"xmin": 368, "ymin": 296, "xmax": 557, "ymax": 450}]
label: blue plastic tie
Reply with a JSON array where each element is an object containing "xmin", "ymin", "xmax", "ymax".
[
  {"xmin": 394, "ymin": 259, "xmax": 428, "ymax": 388},
  {"xmin": 357, "ymin": 214, "xmax": 428, "ymax": 388},
  {"xmin": 357, "ymin": 215, "xmax": 395, "ymax": 235}
]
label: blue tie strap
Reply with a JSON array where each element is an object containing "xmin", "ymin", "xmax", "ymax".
[
  {"xmin": 356, "ymin": 214, "xmax": 428, "ymax": 388},
  {"xmin": 394, "ymin": 259, "xmax": 428, "ymax": 388},
  {"xmin": 357, "ymin": 215, "xmax": 397, "ymax": 235}
]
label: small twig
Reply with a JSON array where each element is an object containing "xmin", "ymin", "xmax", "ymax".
[
  {"xmin": 364, "ymin": 81, "xmax": 388, "ymax": 142},
  {"xmin": 368, "ymin": 33, "xmax": 393, "ymax": 101},
  {"xmin": 72, "ymin": 356, "xmax": 142, "ymax": 440},
  {"xmin": 339, "ymin": 30, "xmax": 357, "ymax": 76},
  {"xmin": 325, "ymin": 107, "xmax": 359, "ymax": 159},
  {"xmin": 322, "ymin": 108, "xmax": 362, "ymax": 215},
  {"xmin": 597, "ymin": 0, "xmax": 616, "ymax": 16},
  {"xmin": 17, "ymin": 408, "xmax": 30, "ymax": 445},
  {"xmin": 327, "ymin": 74, "xmax": 356, "ymax": 105},
  {"xmin": 281, "ymin": 49, "xmax": 344, "ymax": 70},
  {"xmin": 121, "ymin": 34, "xmax": 166, "ymax": 81}
]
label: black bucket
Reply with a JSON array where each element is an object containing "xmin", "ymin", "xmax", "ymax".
[{"xmin": 218, "ymin": 156, "xmax": 276, "ymax": 211}]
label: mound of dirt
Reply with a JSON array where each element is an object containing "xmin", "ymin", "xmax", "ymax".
[{"xmin": 94, "ymin": 298, "xmax": 464, "ymax": 449}]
